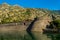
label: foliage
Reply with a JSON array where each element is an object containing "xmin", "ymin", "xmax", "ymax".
[
  {"xmin": 0, "ymin": 4, "xmax": 38, "ymax": 24},
  {"xmin": 53, "ymin": 19, "xmax": 60, "ymax": 29}
]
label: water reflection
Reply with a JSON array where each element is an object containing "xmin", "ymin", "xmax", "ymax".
[
  {"xmin": 0, "ymin": 31, "xmax": 60, "ymax": 40},
  {"xmin": 45, "ymin": 33, "xmax": 60, "ymax": 40},
  {"xmin": 27, "ymin": 31, "xmax": 36, "ymax": 40}
]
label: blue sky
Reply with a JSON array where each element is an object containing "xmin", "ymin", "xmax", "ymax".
[{"xmin": 0, "ymin": 0, "xmax": 60, "ymax": 10}]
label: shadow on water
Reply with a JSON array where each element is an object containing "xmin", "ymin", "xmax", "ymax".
[
  {"xmin": 44, "ymin": 33, "xmax": 60, "ymax": 40},
  {"xmin": 26, "ymin": 31, "xmax": 36, "ymax": 40}
]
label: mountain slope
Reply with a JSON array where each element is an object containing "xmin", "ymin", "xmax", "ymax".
[{"xmin": 0, "ymin": 3, "xmax": 60, "ymax": 32}]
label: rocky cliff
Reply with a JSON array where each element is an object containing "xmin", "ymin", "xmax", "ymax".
[{"xmin": 0, "ymin": 3, "xmax": 60, "ymax": 32}]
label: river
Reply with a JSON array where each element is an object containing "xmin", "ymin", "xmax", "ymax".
[{"xmin": 0, "ymin": 31, "xmax": 60, "ymax": 40}]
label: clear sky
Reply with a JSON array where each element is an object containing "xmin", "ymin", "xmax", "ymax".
[{"xmin": 0, "ymin": 0, "xmax": 60, "ymax": 10}]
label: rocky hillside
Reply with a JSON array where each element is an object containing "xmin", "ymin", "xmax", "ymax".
[
  {"xmin": 0, "ymin": 3, "xmax": 60, "ymax": 32},
  {"xmin": 0, "ymin": 3, "xmax": 52, "ymax": 24}
]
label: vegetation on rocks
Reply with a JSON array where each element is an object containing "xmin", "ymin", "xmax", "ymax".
[
  {"xmin": 47, "ymin": 17, "xmax": 60, "ymax": 32},
  {"xmin": 0, "ymin": 3, "xmax": 37, "ymax": 24},
  {"xmin": 0, "ymin": 3, "xmax": 49, "ymax": 24},
  {"xmin": 53, "ymin": 19, "xmax": 60, "ymax": 29}
]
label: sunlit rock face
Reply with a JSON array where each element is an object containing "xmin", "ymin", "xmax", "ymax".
[
  {"xmin": 30, "ymin": 9, "xmax": 52, "ymax": 32},
  {"xmin": 31, "ymin": 14, "xmax": 52, "ymax": 32}
]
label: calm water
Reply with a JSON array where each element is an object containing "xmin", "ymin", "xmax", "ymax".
[{"xmin": 0, "ymin": 31, "xmax": 60, "ymax": 40}]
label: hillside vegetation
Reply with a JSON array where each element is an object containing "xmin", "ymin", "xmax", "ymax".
[{"xmin": 0, "ymin": 3, "xmax": 51, "ymax": 24}]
